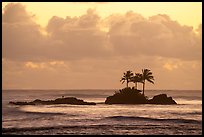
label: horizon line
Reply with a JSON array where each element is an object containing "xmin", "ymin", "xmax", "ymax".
[{"xmin": 2, "ymin": 88, "xmax": 202, "ymax": 91}]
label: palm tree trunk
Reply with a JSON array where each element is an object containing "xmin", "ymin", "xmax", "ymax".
[
  {"xmin": 135, "ymin": 82, "xmax": 137, "ymax": 90},
  {"xmin": 143, "ymin": 81, "xmax": 145, "ymax": 96},
  {"xmin": 126, "ymin": 81, "xmax": 128, "ymax": 88}
]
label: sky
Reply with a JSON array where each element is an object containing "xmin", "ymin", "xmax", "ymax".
[{"xmin": 2, "ymin": 2, "xmax": 202, "ymax": 90}]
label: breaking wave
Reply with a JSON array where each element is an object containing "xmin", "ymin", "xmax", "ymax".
[{"xmin": 105, "ymin": 116, "xmax": 201, "ymax": 124}]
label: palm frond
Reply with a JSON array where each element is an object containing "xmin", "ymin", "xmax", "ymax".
[
  {"xmin": 142, "ymin": 68, "xmax": 154, "ymax": 84},
  {"xmin": 147, "ymin": 79, "xmax": 154, "ymax": 84}
]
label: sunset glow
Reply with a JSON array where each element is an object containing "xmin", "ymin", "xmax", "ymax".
[{"xmin": 2, "ymin": 2, "xmax": 202, "ymax": 90}]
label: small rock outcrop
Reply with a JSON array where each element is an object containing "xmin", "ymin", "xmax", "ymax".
[
  {"xmin": 148, "ymin": 94, "xmax": 177, "ymax": 104},
  {"xmin": 9, "ymin": 97, "xmax": 96, "ymax": 105}
]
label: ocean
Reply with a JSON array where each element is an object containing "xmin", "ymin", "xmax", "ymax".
[{"xmin": 2, "ymin": 89, "xmax": 202, "ymax": 135}]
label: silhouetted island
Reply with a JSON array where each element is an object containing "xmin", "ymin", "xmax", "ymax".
[
  {"xmin": 9, "ymin": 97, "xmax": 96, "ymax": 105},
  {"xmin": 105, "ymin": 69, "xmax": 177, "ymax": 105},
  {"xmin": 105, "ymin": 87, "xmax": 177, "ymax": 105},
  {"xmin": 9, "ymin": 88, "xmax": 176, "ymax": 106}
]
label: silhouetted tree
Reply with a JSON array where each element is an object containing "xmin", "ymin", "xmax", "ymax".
[
  {"xmin": 120, "ymin": 70, "xmax": 134, "ymax": 88},
  {"xmin": 142, "ymin": 69, "xmax": 154, "ymax": 96},
  {"xmin": 131, "ymin": 73, "xmax": 143, "ymax": 90}
]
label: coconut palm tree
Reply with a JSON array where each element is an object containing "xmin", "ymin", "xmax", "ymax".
[
  {"xmin": 120, "ymin": 70, "xmax": 134, "ymax": 88},
  {"xmin": 141, "ymin": 69, "xmax": 154, "ymax": 96},
  {"xmin": 131, "ymin": 73, "xmax": 143, "ymax": 90}
]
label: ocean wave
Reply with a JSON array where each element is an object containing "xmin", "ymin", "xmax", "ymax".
[
  {"xmin": 174, "ymin": 96, "xmax": 202, "ymax": 100},
  {"xmin": 11, "ymin": 106, "xmax": 67, "ymax": 116},
  {"xmin": 4, "ymin": 106, "xmax": 71, "ymax": 116},
  {"xmin": 187, "ymin": 112, "xmax": 202, "ymax": 115},
  {"xmin": 24, "ymin": 111, "xmax": 65, "ymax": 115},
  {"xmin": 2, "ymin": 123, "xmax": 202, "ymax": 135},
  {"xmin": 105, "ymin": 116, "xmax": 202, "ymax": 124},
  {"xmin": 170, "ymin": 111, "xmax": 202, "ymax": 116},
  {"xmin": 2, "ymin": 126, "xmax": 64, "ymax": 133},
  {"xmin": 2, "ymin": 125, "xmax": 110, "ymax": 133}
]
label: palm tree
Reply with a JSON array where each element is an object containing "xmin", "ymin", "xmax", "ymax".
[
  {"xmin": 131, "ymin": 73, "xmax": 143, "ymax": 90},
  {"xmin": 141, "ymin": 69, "xmax": 154, "ymax": 96},
  {"xmin": 120, "ymin": 70, "xmax": 134, "ymax": 88}
]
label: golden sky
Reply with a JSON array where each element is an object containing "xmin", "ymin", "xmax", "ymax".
[
  {"xmin": 2, "ymin": 2, "xmax": 202, "ymax": 29},
  {"xmin": 2, "ymin": 2, "xmax": 202, "ymax": 90}
]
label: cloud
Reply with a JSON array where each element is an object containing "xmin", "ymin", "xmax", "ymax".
[
  {"xmin": 24, "ymin": 61, "xmax": 67, "ymax": 71},
  {"xmin": 2, "ymin": 3, "xmax": 202, "ymax": 62},
  {"xmin": 2, "ymin": 3, "xmax": 47, "ymax": 62},
  {"xmin": 45, "ymin": 8, "xmax": 112, "ymax": 60},
  {"xmin": 2, "ymin": 3, "xmax": 35, "ymax": 23},
  {"xmin": 2, "ymin": 5, "xmax": 111, "ymax": 61},
  {"xmin": 108, "ymin": 13, "xmax": 201, "ymax": 60},
  {"xmin": 163, "ymin": 62, "xmax": 181, "ymax": 71},
  {"xmin": 25, "ymin": 62, "xmax": 42, "ymax": 69}
]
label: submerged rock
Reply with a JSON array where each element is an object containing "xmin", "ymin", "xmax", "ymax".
[{"xmin": 9, "ymin": 97, "xmax": 96, "ymax": 105}]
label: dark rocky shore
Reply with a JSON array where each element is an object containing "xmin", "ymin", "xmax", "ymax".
[
  {"xmin": 9, "ymin": 97, "xmax": 96, "ymax": 105},
  {"xmin": 105, "ymin": 88, "xmax": 177, "ymax": 105}
]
